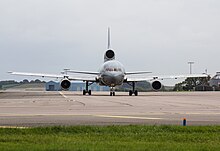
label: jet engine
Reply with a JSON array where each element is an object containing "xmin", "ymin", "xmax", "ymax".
[
  {"xmin": 60, "ymin": 78, "xmax": 71, "ymax": 90},
  {"xmin": 151, "ymin": 81, "xmax": 162, "ymax": 91},
  {"xmin": 104, "ymin": 50, "xmax": 115, "ymax": 61}
]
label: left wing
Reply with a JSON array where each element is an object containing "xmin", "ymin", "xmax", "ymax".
[
  {"xmin": 8, "ymin": 71, "xmax": 64, "ymax": 78},
  {"xmin": 126, "ymin": 73, "xmax": 208, "ymax": 82},
  {"xmin": 66, "ymin": 70, "xmax": 99, "ymax": 75},
  {"xmin": 8, "ymin": 71, "xmax": 97, "ymax": 82}
]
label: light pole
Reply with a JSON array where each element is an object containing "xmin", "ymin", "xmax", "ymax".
[{"xmin": 188, "ymin": 62, "xmax": 194, "ymax": 74}]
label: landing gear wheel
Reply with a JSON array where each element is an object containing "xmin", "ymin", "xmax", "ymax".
[
  {"xmin": 83, "ymin": 90, "xmax": 86, "ymax": 95},
  {"xmin": 128, "ymin": 90, "xmax": 138, "ymax": 96},
  {"xmin": 88, "ymin": 90, "xmax": 91, "ymax": 95},
  {"xmin": 83, "ymin": 89, "xmax": 92, "ymax": 95},
  {"xmin": 110, "ymin": 92, "xmax": 115, "ymax": 96},
  {"xmin": 110, "ymin": 87, "xmax": 116, "ymax": 96},
  {"xmin": 134, "ymin": 90, "xmax": 138, "ymax": 96},
  {"xmin": 129, "ymin": 90, "xmax": 133, "ymax": 96}
]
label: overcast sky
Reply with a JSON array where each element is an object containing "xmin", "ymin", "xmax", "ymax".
[{"xmin": 0, "ymin": 0, "xmax": 220, "ymax": 84}]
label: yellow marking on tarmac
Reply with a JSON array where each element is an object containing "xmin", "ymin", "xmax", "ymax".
[
  {"xmin": 1, "ymin": 112, "xmax": 220, "ymax": 118},
  {"xmin": 59, "ymin": 91, "xmax": 68, "ymax": 98},
  {"xmin": 0, "ymin": 114, "xmax": 163, "ymax": 120}
]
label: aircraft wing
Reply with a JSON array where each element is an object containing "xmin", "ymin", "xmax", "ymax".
[
  {"xmin": 8, "ymin": 71, "xmax": 97, "ymax": 82},
  {"xmin": 125, "ymin": 71, "xmax": 152, "ymax": 75},
  {"xmin": 67, "ymin": 70, "xmax": 99, "ymax": 75},
  {"xmin": 126, "ymin": 73, "xmax": 208, "ymax": 82}
]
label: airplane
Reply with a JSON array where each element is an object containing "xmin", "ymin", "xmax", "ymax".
[{"xmin": 8, "ymin": 28, "xmax": 208, "ymax": 96}]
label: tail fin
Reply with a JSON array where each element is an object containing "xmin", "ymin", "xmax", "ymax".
[
  {"xmin": 104, "ymin": 27, "xmax": 115, "ymax": 62},
  {"xmin": 107, "ymin": 27, "xmax": 111, "ymax": 49}
]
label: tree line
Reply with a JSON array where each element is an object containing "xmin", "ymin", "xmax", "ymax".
[{"xmin": 0, "ymin": 79, "xmax": 45, "ymax": 89}]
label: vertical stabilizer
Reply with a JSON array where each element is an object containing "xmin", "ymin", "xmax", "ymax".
[
  {"xmin": 104, "ymin": 27, "xmax": 115, "ymax": 62},
  {"xmin": 107, "ymin": 27, "xmax": 111, "ymax": 49}
]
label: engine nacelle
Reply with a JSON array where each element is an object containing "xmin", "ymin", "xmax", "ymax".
[
  {"xmin": 60, "ymin": 79, "xmax": 71, "ymax": 90},
  {"xmin": 104, "ymin": 49, "xmax": 115, "ymax": 62},
  {"xmin": 151, "ymin": 81, "xmax": 162, "ymax": 91}
]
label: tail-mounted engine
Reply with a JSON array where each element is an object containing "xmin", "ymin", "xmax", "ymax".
[
  {"xmin": 104, "ymin": 50, "xmax": 115, "ymax": 62},
  {"xmin": 60, "ymin": 78, "xmax": 71, "ymax": 90},
  {"xmin": 151, "ymin": 81, "xmax": 162, "ymax": 91}
]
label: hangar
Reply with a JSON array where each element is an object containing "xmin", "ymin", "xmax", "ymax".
[{"xmin": 45, "ymin": 81, "xmax": 109, "ymax": 91}]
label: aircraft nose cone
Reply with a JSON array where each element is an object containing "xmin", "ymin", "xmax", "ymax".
[{"xmin": 102, "ymin": 73, "xmax": 124, "ymax": 86}]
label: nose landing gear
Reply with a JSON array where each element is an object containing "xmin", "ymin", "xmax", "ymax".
[{"xmin": 110, "ymin": 87, "xmax": 116, "ymax": 96}]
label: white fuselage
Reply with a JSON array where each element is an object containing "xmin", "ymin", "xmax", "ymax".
[{"xmin": 98, "ymin": 60, "xmax": 125, "ymax": 87}]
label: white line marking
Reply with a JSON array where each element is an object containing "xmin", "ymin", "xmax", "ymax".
[{"xmin": 0, "ymin": 126, "xmax": 28, "ymax": 129}]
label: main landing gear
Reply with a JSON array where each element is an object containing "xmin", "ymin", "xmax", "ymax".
[
  {"xmin": 83, "ymin": 81, "xmax": 93, "ymax": 95},
  {"xmin": 128, "ymin": 81, "xmax": 138, "ymax": 96},
  {"xmin": 110, "ymin": 87, "xmax": 115, "ymax": 96}
]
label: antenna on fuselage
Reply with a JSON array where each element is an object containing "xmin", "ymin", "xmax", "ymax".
[{"xmin": 107, "ymin": 27, "xmax": 111, "ymax": 49}]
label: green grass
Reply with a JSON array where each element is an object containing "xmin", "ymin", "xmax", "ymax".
[{"xmin": 0, "ymin": 125, "xmax": 220, "ymax": 151}]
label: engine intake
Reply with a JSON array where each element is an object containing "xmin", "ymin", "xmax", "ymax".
[
  {"xmin": 104, "ymin": 50, "xmax": 115, "ymax": 61},
  {"xmin": 60, "ymin": 79, "xmax": 71, "ymax": 90},
  {"xmin": 151, "ymin": 81, "xmax": 162, "ymax": 90}
]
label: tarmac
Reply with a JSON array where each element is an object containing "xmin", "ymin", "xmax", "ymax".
[{"xmin": 0, "ymin": 90, "xmax": 220, "ymax": 127}]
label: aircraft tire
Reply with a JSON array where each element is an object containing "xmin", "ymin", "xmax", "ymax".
[
  {"xmin": 88, "ymin": 90, "xmax": 91, "ymax": 95},
  {"xmin": 129, "ymin": 90, "xmax": 133, "ymax": 96},
  {"xmin": 83, "ymin": 90, "xmax": 86, "ymax": 95},
  {"xmin": 134, "ymin": 90, "xmax": 138, "ymax": 96}
]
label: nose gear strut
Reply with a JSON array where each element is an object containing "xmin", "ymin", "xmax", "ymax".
[{"xmin": 110, "ymin": 87, "xmax": 115, "ymax": 96}]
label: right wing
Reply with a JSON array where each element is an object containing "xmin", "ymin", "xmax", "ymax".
[
  {"xmin": 126, "ymin": 73, "xmax": 208, "ymax": 82},
  {"xmin": 125, "ymin": 71, "xmax": 152, "ymax": 75}
]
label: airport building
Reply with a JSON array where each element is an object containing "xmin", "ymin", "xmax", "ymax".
[
  {"xmin": 209, "ymin": 72, "xmax": 220, "ymax": 90},
  {"xmin": 45, "ymin": 81, "xmax": 109, "ymax": 91}
]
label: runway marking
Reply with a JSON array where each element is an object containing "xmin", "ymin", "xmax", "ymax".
[
  {"xmin": 0, "ymin": 126, "xmax": 28, "ymax": 129},
  {"xmin": 59, "ymin": 92, "xmax": 85, "ymax": 106},
  {"xmin": 1, "ymin": 112, "xmax": 220, "ymax": 117},
  {"xmin": 92, "ymin": 115, "xmax": 163, "ymax": 120},
  {"xmin": 107, "ymin": 101, "xmax": 133, "ymax": 106},
  {"xmin": 0, "ymin": 114, "xmax": 163, "ymax": 120},
  {"xmin": 59, "ymin": 91, "xmax": 68, "ymax": 98}
]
